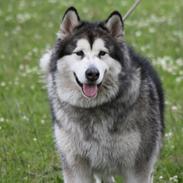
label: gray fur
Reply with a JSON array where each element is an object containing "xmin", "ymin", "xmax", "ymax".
[{"xmin": 40, "ymin": 7, "xmax": 164, "ymax": 183}]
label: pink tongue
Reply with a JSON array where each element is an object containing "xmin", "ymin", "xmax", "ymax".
[{"xmin": 82, "ymin": 84, "xmax": 98, "ymax": 98}]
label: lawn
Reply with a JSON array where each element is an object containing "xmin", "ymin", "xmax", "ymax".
[{"xmin": 0, "ymin": 0, "xmax": 182, "ymax": 182}]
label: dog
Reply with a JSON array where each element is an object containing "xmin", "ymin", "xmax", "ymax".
[{"xmin": 40, "ymin": 7, "xmax": 164, "ymax": 183}]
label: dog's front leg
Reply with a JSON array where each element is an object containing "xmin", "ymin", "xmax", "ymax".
[
  {"xmin": 62, "ymin": 159, "xmax": 94, "ymax": 183},
  {"xmin": 123, "ymin": 169, "xmax": 153, "ymax": 183},
  {"xmin": 94, "ymin": 174, "xmax": 115, "ymax": 183}
]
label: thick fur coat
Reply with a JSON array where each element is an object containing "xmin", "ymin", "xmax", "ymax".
[{"xmin": 40, "ymin": 7, "xmax": 164, "ymax": 183}]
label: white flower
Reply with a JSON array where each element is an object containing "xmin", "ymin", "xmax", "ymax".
[
  {"xmin": 33, "ymin": 137, "xmax": 37, "ymax": 142},
  {"xmin": 16, "ymin": 13, "xmax": 31, "ymax": 24},
  {"xmin": 1, "ymin": 82, "xmax": 6, "ymax": 87},
  {"xmin": 30, "ymin": 85, "xmax": 35, "ymax": 90},
  {"xmin": 176, "ymin": 76, "xmax": 183, "ymax": 83},
  {"xmin": 165, "ymin": 131, "xmax": 173, "ymax": 139},
  {"xmin": 169, "ymin": 175, "xmax": 178, "ymax": 182},
  {"xmin": 41, "ymin": 119, "xmax": 45, "ymax": 124},
  {"xmin": 22, "ymin": 115, "xmax": 29, "ymax": 121},
  {"xmin": 0, "ymin": 117, "xmax": 5, "ymax": 122},
  {"xmin": 153, "ymin": 56, "xmax": 182, "ymax": 76},
  {"xmin": 149, "ymin": 28, "xmax": 156, "ymax": 33},
  {"xmin": 135, "ymin": 31, "xmax": 142, "ymax": 37},
  {"xmin": 171, "ymin": 105, "xmax": 178, "ymax": 111},
  {"xmin": 176, "ymin": 58, "xmax": 183, "ymax": 66}
]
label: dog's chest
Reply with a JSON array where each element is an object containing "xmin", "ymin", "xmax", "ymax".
[
  {"xmin": 57, "ymin": 109, "xmax": 141, "ymax": 173},
  {"xmin": 80, "ymin": 122, "xmax": 140, "ymax": 172}
]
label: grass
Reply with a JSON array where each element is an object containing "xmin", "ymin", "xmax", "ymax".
[{"xmin": 0, "ymin": 0, "xmax": 183, "ymax": 182}]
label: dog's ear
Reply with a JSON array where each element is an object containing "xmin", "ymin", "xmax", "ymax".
[
  {"xmin": 59, "ymin": 7, "xmax": 80, "ymax": 39},
  {"xmin": 105, "ymin": 11, "xmax": 124, "ymax": 40}
]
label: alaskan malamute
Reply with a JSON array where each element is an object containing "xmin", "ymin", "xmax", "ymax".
[{"xmin": 40, "ymin": 7, "xmax": 164, "ymax": 183}]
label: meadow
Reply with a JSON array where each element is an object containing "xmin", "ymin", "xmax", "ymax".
[{"xmin": 0, "ymin": 0, "xmax": 183, "ymax": 182}]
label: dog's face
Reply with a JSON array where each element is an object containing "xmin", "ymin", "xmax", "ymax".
[{"xmin": 41, "ymin": 7, "xmax": 130, "ymax": 108}]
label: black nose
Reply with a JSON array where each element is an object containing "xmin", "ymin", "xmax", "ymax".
[{"xmin": 85, "ymin": 67, "xmax": 100, "ymax": 82}]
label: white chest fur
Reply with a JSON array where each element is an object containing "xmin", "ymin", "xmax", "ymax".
[{"xmin": 54, "ymin": 114, "xmax": 141, "ymax": 174}]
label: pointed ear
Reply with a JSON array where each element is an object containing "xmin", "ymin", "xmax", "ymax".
[
  {"xmin": 105, "ymin": 11, "xmax": 124, "ymax": 40},
  {"xmin": 59, "ymin": 7, "xmax": 80, "ymax": 39}
]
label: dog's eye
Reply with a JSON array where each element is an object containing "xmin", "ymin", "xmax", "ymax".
[
  {"xmin": 75, "ymin": 50, "xmax": 84, "ymax": 57},
  {"xmin": 98, "ymin": 51, "xmax": 107, "ymax": 57}
]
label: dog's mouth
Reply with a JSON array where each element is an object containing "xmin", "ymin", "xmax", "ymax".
[{"xmin": 74, "ymin": 73, "xmax": 101, "ymax": 98}]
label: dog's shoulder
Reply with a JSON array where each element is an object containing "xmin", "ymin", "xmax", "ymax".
[{"xmin": 128, "ymin": 46, "xmax": 164, "ymax": 129}]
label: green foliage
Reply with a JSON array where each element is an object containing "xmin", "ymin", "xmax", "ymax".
[{"xmin": 0, "ymin": 0, "xmax": 182, "ymax": 182}]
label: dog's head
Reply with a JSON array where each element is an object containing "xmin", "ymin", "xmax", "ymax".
[{"xmin": 41, "ymin": 7, "xmax": 133, "ymax": 108}]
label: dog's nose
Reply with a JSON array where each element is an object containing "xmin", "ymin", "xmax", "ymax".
[{"xmin": 85, "ymin": 67, "xmax": 100, "ymax": 82}]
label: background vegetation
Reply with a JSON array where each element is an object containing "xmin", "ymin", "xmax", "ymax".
[{"xmin": 0, "ymin": 0, "xmax": 182, "ymax": 182}]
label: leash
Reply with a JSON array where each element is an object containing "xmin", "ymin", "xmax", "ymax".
[{"xmin": 123, "ymin": 0, "xmax": 141, "ymax": 21}]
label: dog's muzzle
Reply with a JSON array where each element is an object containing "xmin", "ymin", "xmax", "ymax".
[{"xmin": 74, "ymin": 67, "xmax": 102, "ymax": 98}]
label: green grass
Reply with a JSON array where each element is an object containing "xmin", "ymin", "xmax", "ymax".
[{"xmin": 0, "ymin": 0, "xmax": 183, "ymax": 182}]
